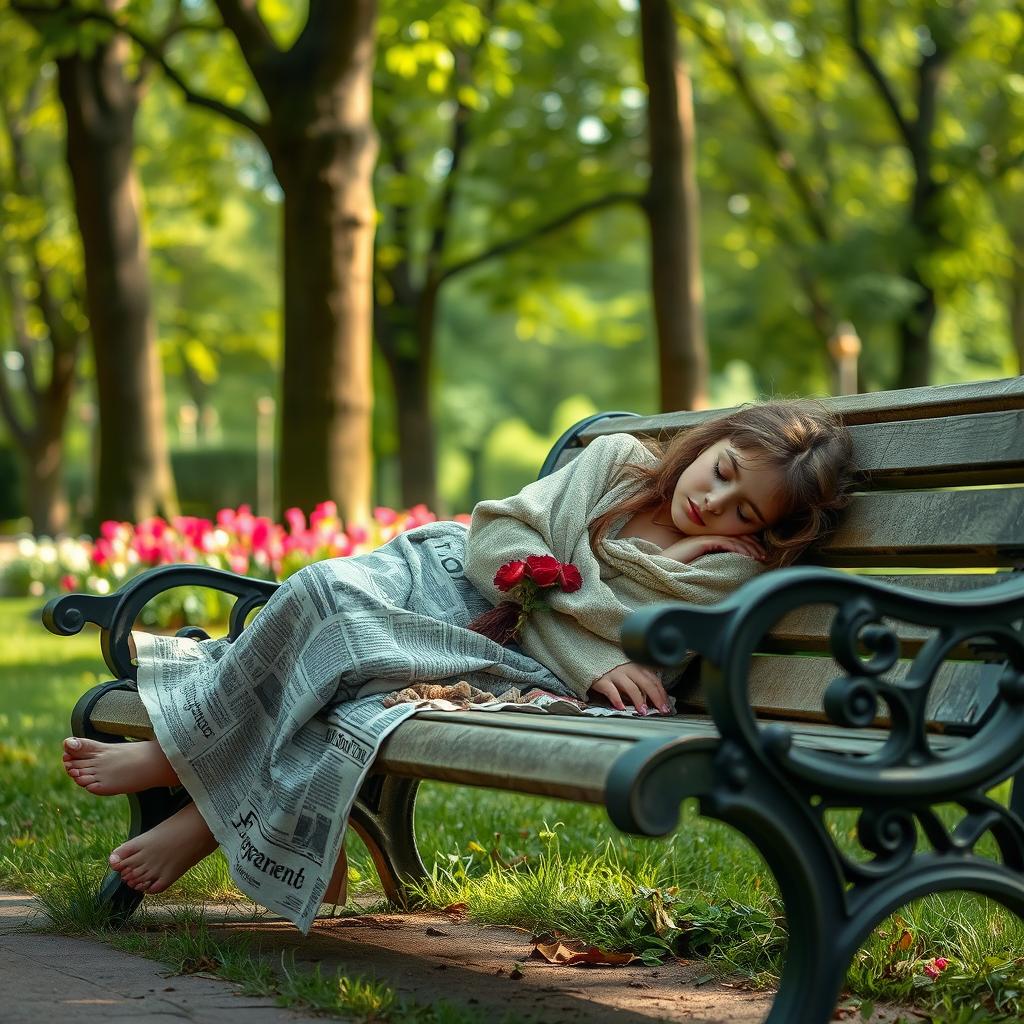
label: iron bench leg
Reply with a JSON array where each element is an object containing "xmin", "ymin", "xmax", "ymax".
[{"xmin": 350, "ymin": 774, "xmax": 427, "ymax": 908}]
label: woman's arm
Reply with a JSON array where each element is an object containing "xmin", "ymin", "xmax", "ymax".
[{"xmin": 660, "ymin": 534, "xmax": 766, "ymax": 564}]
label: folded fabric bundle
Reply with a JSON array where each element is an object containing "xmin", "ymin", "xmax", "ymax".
[{"xmin": 382, "ymin": 680, "xmax": 526, "ymax": 708}]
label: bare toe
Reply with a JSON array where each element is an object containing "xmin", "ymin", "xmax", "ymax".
[{"xmin": 110, "ymin": 841, "xmax": 139, "ymax": 867}]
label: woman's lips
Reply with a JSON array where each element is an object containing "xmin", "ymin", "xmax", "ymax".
[{"xmin": 687, "ymin": 499, "xmax": 705, "ymax": 526}]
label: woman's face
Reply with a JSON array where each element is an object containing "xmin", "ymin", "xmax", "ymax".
[{"xmin": 668, "ymin": 438, "xmax": 787, "ymax": 538}]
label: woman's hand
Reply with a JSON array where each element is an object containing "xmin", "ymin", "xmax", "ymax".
[
  {"xmin": 660, "ymin": 534, "xmax": 766, "ymax": 565},
  {"xmin": 588, "ymin": 662, "xmax": 671, "ymax": 715}
]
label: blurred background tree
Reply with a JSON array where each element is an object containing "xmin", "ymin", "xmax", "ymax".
[{"xmin": 0, "ymin": 0, "xmax": 1021, "ymax": 534}]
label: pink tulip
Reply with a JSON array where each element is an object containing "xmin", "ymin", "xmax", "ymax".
[
  {"xmin": 251, "ymin": 518, "xmax": 272, "ymax": 550},
  {"xmin": 374, "ymin": 506, "xmax": 398, "ymax": 526},
  {"xmin": 100, "ymin": 520, "xmax": 123, "ymax": 541},
  {"xmin": 310, "ymin": 501, "xmax": 338, "ymax": 529},
  {"xmin": 326, "ymin": 535, "xmax": 351, "ymax": 558},
  {"xmin": 285, "ymin": 507, "xmax": 306, "ymax": 534}
]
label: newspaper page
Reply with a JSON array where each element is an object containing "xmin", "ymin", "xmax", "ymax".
[{"xmin": 134, "ymin": 520, "xmax": 589, "ymax": 933}]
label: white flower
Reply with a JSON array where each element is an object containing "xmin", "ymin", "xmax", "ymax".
[
  {"xmin": 29, "ymin": 580, "xmax": 44, "ymax": 597},
  {"xmin": 90, "ymin": 577, "xmax": 111, "ymax": 595},
  {"xmin": 58, "ymin": 539, "xmax": 91, "ymax": 574},
  {"xmin": 37, "ymin": 543, "xmax": 57, "ymax": 565},
  {"xmin": 16, "ymin": 537, "xmax": 36, "ymax": 558}
]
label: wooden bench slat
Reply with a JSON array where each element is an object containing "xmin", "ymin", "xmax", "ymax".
[
  {"xmin": 540, "ymin": 473, "xmax": 1024, "ymax": 563},
  {"xmin": 674, "ymin": 656, "xmax": 1003, "ymax": 733},
  {"xmin": 819, "ymin": 490, "xmax": 1024, "ymax": 567},
  {"xmin": 88, "ymin": 690, "xmax": 968, "ymax": 806},
  {"xmin": 764, "ymin": 573, "xmax": 1011, "ymax": 656},
  {"xmin": 563, "ymin": 409, "xmax": 1024, "ymax": 490},
  {"xmin": 578, "ymin": 376, "xmax": 1024, "ymax": 439},
  {"xmin": 847, "ymin": 410, "xmax": 1024, "ymax": 488}
]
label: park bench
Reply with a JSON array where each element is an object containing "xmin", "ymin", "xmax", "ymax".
[{"xmin": 43, "ymin": 375, "xmax": 1024, "ymax": 1023}]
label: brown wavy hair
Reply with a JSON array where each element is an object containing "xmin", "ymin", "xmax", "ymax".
[{"xmin": 589, "ymin": 399, "xmax": 855, "ymax": 568}]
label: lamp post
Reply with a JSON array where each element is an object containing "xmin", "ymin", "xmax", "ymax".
[{"xmin": 828, "ymin": 321, "xmax": 861, "ymax": 396}]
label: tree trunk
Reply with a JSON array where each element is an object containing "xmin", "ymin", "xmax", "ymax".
[
  {"xmin": 23, "ymin": 436, "xmax": 69, "ymax": 536},
  {"xmin": 391, "ymin": 350, "xmax": 438, "ymax": 512},
  {"xmin": 261, "ymin": 6, "xmax": 377, "ymax": 523},
  {"xmin": 375, "ymin": 272, "xmax": 441, "ymax": 511},
  {"xmin": 56, "ymin": 34, "xmax": 177, "ymax": 524},
  {"xmin": 0, "ymin": 261, "xmax": 78, "ymax": 535},
  {"xmin": 1011, "ymin": 247, "xmax": 1024, "ymax": 376},
  {"xmin": 640, "ymin": 0, "xmax": 709, "ymax": 412},
  {"xmin": 896, "ymin": 270, "xmax": 936, "ymax": 388}
]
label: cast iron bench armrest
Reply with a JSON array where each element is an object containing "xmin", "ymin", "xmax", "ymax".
[
  {"xmin": 620, "ymin": 568, "xmax": 1024, "ymax": 1023},
  {"xmin": 42, "ymin": 564, "xmax": 280, "ymax": 680},
  {"xmin": 622, "ymin": 568, "xmax": 1024, "ymax": 862}
]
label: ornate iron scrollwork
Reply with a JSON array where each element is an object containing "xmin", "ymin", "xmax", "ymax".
[{"xmin": 622, "ymin": 568, "xmax": 1024, "ymax": 1024}]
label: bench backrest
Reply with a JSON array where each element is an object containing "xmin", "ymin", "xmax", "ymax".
[{"xmin": 548, "ymin": 377, "xmax": 1024, "ymax": 734}]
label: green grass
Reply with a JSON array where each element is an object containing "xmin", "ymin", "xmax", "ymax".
[{"xmin": 3, "ymin": 594, "xmax": 1024, "ymax": 1022}]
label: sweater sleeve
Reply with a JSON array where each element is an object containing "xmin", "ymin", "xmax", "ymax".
[
  {"xmin": 464, "ymin": 433, "xmax": 648, "ymax": 698},
  {"xmin": 464, "ymin": 432, "xmax": 645, "ymax": 589}
]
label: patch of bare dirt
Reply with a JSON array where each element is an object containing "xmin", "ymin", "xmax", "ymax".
[{"xmin": 212, "ymin": 907, "xmax": 914, "ymax": 1023}]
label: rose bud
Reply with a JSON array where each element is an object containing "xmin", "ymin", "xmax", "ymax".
[
  {"xmin": 557, "ymin": 563, "xmax": 582, "ymax": 593},
  {"xmin": 524, "ymin": 554, "xmax": 562, "ymax": 587},
  {"xmin": 933, "ymin": 958, "xmax": 949, "ymax": 971},
  {"xmin": 494, "ymin": 560, "xmax": 527, "ymax": 592}
]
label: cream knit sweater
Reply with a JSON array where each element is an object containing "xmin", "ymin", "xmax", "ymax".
[{"xmin": 464, "ymin": 432, "xmax": 763, "ymax": 700}]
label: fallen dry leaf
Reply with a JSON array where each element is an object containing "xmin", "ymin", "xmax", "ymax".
[{"xmin": 531, "ymin": 940, "xmax": 637, "ymax": 967}]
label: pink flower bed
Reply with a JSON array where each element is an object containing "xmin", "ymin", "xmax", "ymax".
[{"xmin": 2, "ymin": 502, "xmax": 470, "ymax": 627}]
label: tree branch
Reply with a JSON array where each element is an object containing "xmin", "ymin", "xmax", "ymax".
[
  {"xmin": 437, "ymin": 191, "xmax": 645, "ymax": 286},
  {"xmin": 425, "ymin": 0, "xmax": 497, "ymax": 285},
  {"xmin": 12, "ymin": 1, "xmax": 267, "ymax": 139},
  {"xmin": 213, "ymin": 0, "xmax": 280, "ymax": 58},
  {"xmin": 847, "ymin": 0, "xmax": 915, "ymax": 150},
  {"xmin": 213, "ymin": 0, "xmax": 281, "ymax": 98},
  {"xmin": 0, "ymin": 357, "xmax": 33, "ymax": 450},
  {"xmin": 680, "ymin": 11, "xmax": 830, "ymax": 241}
]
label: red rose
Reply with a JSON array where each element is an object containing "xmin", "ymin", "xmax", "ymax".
[
  {"xmin": 494, "ymin": 560, "xmax": 527, "ymax": 592},
  {"xmin": 557, "ymin": 563, "xmax": 582, "ymax": 593},
  {"xmin": 525, "ymin": 554, "xmax": 561, "ymax": 587}
]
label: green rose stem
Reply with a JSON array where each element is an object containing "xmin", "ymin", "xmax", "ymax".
[{"xmin": 468, "ymin": 580, "xmax": 548, "ymax": 645}]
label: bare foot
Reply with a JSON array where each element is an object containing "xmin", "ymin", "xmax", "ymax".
[
  {"xmin": 63, "ymin": 737, "xmax": 180, "ymax": 795},
  {"xmin": 109, "ymin": 802, "xmax": 217, "ymax": 893}
]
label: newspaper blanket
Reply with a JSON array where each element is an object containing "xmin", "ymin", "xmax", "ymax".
[{"xmin": 133, "ymin": 520, "xmax": 612, "ymax": 933}]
